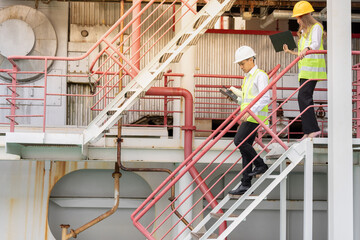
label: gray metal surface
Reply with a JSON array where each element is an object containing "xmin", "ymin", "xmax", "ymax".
[
  {"xmin": 0, "ymin": 19, "xmax": 35, "ymax": 57},
  {"xmin": 0, "ymin": 5, "xmax": 57, "ymax": 82}
]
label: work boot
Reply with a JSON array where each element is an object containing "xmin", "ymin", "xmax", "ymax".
[
  {"xmin": 228, "ymin": 184, "xmax": 250, "ymax": 195},
  {"xmin": 248, "ymin": 164, "xmax": 268, "ymax": 177}
]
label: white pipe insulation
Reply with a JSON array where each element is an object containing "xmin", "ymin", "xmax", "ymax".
[{"xmin": 260, "ymin": 10, "xmax": 360, "ymax": 29}]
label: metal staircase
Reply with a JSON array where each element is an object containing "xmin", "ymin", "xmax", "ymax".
[
  {"xmin": 187, "ymin": 140, "xmax": 307, "ymax": 240},
  {"xmin": 83, "ymin": 0, "xmax": 236, "ymax": 144}
]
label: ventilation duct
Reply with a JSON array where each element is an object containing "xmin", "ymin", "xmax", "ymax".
[
  {"xmin": 260, "ymin": 9, "xmax": 360, "ymax": 29},
  {"xmin": 0, "ymin": 5, "xmax": 57, "ymax": 82}
]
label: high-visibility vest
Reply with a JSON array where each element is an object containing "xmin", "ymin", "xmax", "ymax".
[
  {"xmin": 298, "ymin": 23, "xmax": 327, "ymax": 80},
  {"xmin": 240, "ymin": 69, "xmax": 269, "ymax": 124}
]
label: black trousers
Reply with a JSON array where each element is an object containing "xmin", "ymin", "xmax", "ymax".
[
  {"xmin": 234, "ymin": 121, "xmax": 265, "ymax": 186},
  {"xmin": 298, "ymin": 78, "xmax": 320, "ymax": 134}
]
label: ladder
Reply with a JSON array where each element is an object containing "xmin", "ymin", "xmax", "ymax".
[
  {"xmin": 186, "ymin": 140, "xmax": 307, "ymax": 240},
  {"xmin": 83, "ymin": 0, "xmax": 236, "ymax": 144}
]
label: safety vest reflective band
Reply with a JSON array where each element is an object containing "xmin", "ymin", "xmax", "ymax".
[
  {"xmin": 298, "ymin": 23, "xmax": 327, "ymax": 80},
  {"xmin": 240, "ymin": 69, "xmax": 269, "ymax": 124}
]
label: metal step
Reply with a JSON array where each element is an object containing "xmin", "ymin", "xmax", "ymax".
[
  {"xmin": 193, "ymin": 15, "xmax": 209, "ymax": 29},
  {"xmin": 154, "ymin": 71, "xmax": 164, "ymax": 80},
  {"xmin": 159, "ymin": 52, "xmax": 184, "ymax": 63},
  {"xmin": 229, "ymin": 194, "xmax": 265, "ymax": 200},
  {"xmin": 191, "ymin": 232, "xmax": 218, "ymax": 240},
  {"xmin": 210, "ymin": 212, "xmax": 238, "ymax": 221},
  {"xmin": 177, "ymin": 33, "xmax": 203, "ymax": 46}
]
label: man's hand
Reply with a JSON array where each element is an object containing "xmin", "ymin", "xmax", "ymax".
[{"xmin": 240, "ymin": 112, "xmax": 250, "ymax": 122}]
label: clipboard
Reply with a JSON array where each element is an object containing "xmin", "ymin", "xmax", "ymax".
[{"xmin": 269, "ymin": 31, "xmax": 297, "ymax": 52}]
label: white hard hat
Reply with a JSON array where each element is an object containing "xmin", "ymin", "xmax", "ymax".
[{"xmin": 234, "ymin": 46, "xmax": 256, "ymax": 64}]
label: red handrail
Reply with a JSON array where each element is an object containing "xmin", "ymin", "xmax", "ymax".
[{"xmin": 130, "ymin": 51, "xmax": 360, "ymax": 239}]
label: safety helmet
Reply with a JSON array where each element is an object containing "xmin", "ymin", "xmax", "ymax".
[
  {"xmin": 234, "ymin": 46, "xmax": 256, "ymax": 64},
  {"xmin": 292, "ymin": 1, "xmax": 314, "ymax": 17}
]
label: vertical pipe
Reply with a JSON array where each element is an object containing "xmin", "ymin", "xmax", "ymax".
[
  {"xmin": 303, "ymin": 138, "xmax": 313, "ymax": 240},
  {"xmin": 132, "ymin": 0, "xmax": 141, "ymax": 70},
  {"xmin": 327, "ymin": 0, "xmax": 353, "ymax": 239},
  {"xmin": 164, "ymin": 72, "xmax": 169, "ymax": 126},
  {"xmin": 60, "ymin": 225, "xmax": 70, "ymax": 240}
]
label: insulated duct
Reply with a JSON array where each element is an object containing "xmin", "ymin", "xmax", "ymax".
[
  {"xmin": 260, "ymin": 10, "xmax": 360, "ymax": 29},
  {"xmin": 0, "ymin": 5, "xmax": 57, "ymax": 82}
]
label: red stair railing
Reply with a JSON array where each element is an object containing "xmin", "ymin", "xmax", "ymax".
[
  {"xmin": 130, "ymin": 51, "xmax": 360, "ymax": 240},
  {"xmin": 2, "ymin": 0, "xmax": 200, "ymax": 132}
]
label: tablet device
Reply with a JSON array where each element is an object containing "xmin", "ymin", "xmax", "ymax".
[
  {"xmin": 219, "ymin": 86, "xmax": 238, "ymax": 103},
  {"xmin": 269, "ymin": 31, "xmax": 297, "ymax": 52}
]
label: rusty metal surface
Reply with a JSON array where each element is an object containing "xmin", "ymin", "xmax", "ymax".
[{"xmin": 0, "ymin": 159, "xmax": 170, "ymax": 239}]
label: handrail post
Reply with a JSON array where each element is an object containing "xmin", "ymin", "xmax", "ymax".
[
  {"xmin": 10, "ymin": 66, "xmax": 17, "ymax": 132},
  {"xmin": 357, "ymin": 68, "xmax": 360, "ymax": 138},
  {"xmin": 43, "ymin": 58, "xmax": 48, "ymax": 132},
  {"xmin": 132, "ymin": 0, "xmax": 142, "ymax": 70},
  {"xmin": 271, "ymin": 72, "xmax": 278, "ymax": 134}
]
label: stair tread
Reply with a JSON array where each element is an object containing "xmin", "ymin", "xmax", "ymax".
[
  {"xmin": 191, "ymin": 232, "xmax": 218, "ymax": 239},
  {"xmin": 210, "ymin": 212, "xmax": 238, "ymax": 219},
  {"xmin": 265, "ymin": 153, "xmax": 283, "ymax": 159},
  {"xmin": 229, "ymin": 194, "xmax": 259, "ymax": 199}
]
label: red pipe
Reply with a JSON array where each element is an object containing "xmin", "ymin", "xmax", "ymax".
[{"xmin": 145, "ymin": 87, "xmax": 227, "ymax": 236}]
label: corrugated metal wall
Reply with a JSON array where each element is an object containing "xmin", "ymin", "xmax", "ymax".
[
  {"xmin": 195, "ymin": 33, "xmax": 299, "ymax": 76},
  {"xmin": 70, "ymin": 2, "xmax": 122, "ymax": 26}
]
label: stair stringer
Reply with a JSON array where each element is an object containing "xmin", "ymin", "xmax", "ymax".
[{"xmin": 186, "ymin": 140, "xmax": 308, "ymax": 240}]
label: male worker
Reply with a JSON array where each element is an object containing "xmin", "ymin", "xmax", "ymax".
[{"xmin": 229, "ymin": 46, "xmax": 270, "ymax": 195}]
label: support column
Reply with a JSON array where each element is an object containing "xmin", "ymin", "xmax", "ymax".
[
  {"xmin": 303, "ymin": 139, "xmax": 313, "ymax": 240},
  {"xmin": 279, "ymin": 160, "xmax": 287, "ymax": 240},
  {"xmin": 354, "ymin": 165, "xmax": 360, "ymax": 240},
  {"xmin": 173, "ymin": 1, "xmax": 197, "ymax": 237},
  {"xmin": 327, "ymin": 0, "xmax": 353, "ymax": 239}
]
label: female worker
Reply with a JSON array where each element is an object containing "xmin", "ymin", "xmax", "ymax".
[{"xmin": 283, "ymin": 1, "xmax": 327, "ymax": 139}]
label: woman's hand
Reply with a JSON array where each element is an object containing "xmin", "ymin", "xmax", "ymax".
[
  {"xmin": 283, "ymin": 44, "xmax": 289, "ymax": 53},
  {"xmin": 299, "ymin": 47, "xmax": 309, "ymax": 59},
  {"xmin": 283, "ymin": 44, "xmax": 298, "ymax": 56}
]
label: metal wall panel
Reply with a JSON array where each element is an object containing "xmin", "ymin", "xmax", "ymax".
[
  {"xmin": 71, "ymin": 2, "xmax": 121, "ymax": 26},
  {"xmin": 195, "ymin": 33, "xmax": 299, "ymax": 76}
]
